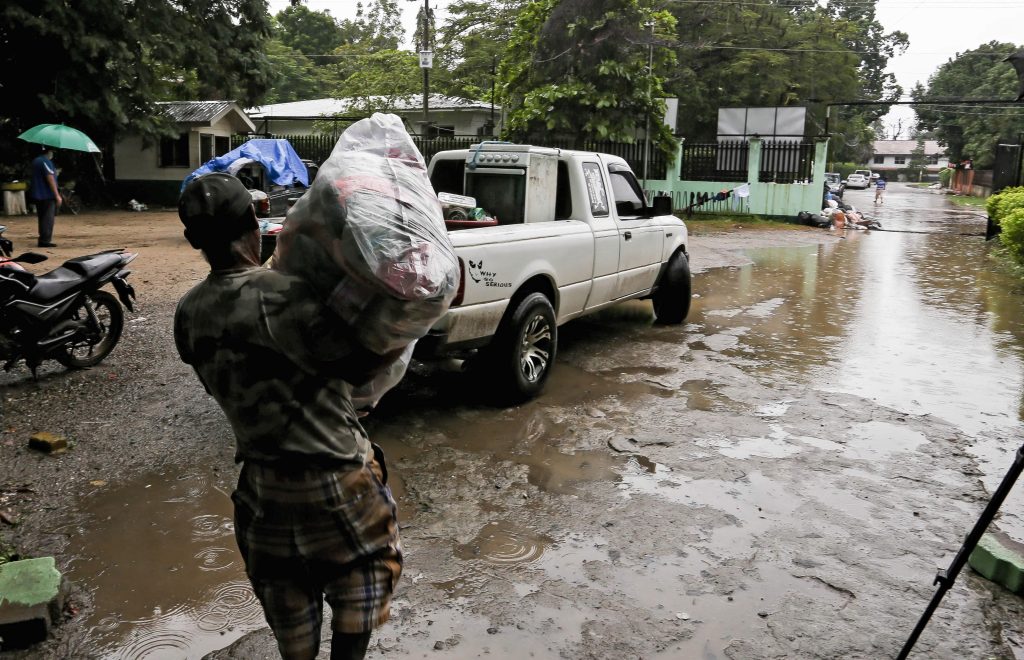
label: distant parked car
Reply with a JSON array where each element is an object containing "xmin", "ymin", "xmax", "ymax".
[
  {"xmin": 825, "ymin": 172, "xmax": 844, "ymax": 193},
  {"xmin": 845, "ymin": 173, "xmax": 869, "ymax": 189},
  {"xmin": 854, "ymin": 169, "xmax": 873, "ymax": 180}
]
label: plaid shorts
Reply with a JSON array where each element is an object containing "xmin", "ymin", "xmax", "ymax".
[{"xmin": 232, "ymin": 446, "xmax": 402, "ymax": 659}]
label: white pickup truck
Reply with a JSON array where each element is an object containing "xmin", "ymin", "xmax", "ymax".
[{"xmin": 418, "ymin": 142, "xmax": 691, "ymax": 401}]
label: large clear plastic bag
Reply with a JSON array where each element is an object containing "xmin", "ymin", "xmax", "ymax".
[
  {"xmin": 351, "ymin": 340, "xmax": 415, "ymax": 412},
  {"xmin": 273, "ymin": 113, "xmax": 459, "ymax": 355}
]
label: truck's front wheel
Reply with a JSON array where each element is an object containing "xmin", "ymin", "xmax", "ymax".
[
  {"xmin": 489, "ymin": 292, "xmax": 557, "ymax": 402},
  {"xmin": 653, "ymin": 251, "xmax": 692, "ymax": 324}
]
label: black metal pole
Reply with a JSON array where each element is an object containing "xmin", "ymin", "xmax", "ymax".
[
  {"xmin": 896, "ymin": 440, "xmax": 1024, "ymax": 659},
  {"xmin": 422, "ymin": 0, "xmax": 430, "ymax": 138}
]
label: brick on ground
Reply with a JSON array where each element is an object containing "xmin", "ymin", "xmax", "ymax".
[
  {"xmin": 0, "ymin": 557, "xmax": 65, "ymax": 648},
  {"xmin": 27, "ymin": 432, "xmax": 67, "ymax": 454}
]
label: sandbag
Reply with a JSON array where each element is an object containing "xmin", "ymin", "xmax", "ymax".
[{"xmin": 273, "ymin": 113, "xmax": 459, "ymax": 355}]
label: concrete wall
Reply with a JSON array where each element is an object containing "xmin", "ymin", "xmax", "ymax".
[{"xmin": 644, "ymin": 138, "xmax": 829, "ymax": 218}]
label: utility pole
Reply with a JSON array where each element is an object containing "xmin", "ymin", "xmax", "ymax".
[
  {"xmin": 642, "ymin": 20, "xmax": 654, "ymax": 189},
  {"xmin": 420, "ymin": 0, "xmax": 431, "ymax": 138},
  {"xmin": 489, "ymin": 57, "xmax": 496, "ymax": 136}
]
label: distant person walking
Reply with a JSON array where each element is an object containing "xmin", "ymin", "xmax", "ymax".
[
  {"xmin": 29, "ymin": 146, "xmax": 61, "ymax": 247},
  {"xmin": 874, "ymin": 176, "xmax": 887, "ymax": 205}
]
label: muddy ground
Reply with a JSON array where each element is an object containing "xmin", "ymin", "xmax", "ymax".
[{"xmin": 1, "ymin": 194, "xmax": 1022, "ymax": 659}]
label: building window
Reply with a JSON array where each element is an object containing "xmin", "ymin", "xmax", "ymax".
[
  {"xmin": 160, "ymin": 133, "xmax": 190, "ymax": 168},
  {"xmin": 216, "ymin": 136, "xmax": 230, "ymax": 156},
  {"xmin": 894, "ymin": 156, "xmax": 906, "ymax": 165},
  {"xmin": 200, "ymin": 134, "xmax": 213, "ymax": 163},
  {"xmin": 873, "ymin": 155, "xmax": 884, "ymax": 164},
  {"xmin": 927, "ymin": 155, "xmax": 939, "ymax": 165}
]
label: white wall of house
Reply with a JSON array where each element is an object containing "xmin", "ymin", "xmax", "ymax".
[
  {"xmin": 870, "ymin": 153, "xmax": 945, "ymax": 173},
  {"xmin": 114, "ymin": 126, "xmax": 238, "ymax": 182}
]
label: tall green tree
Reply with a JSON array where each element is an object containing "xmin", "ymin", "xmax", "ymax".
[
  {"xmin": 501, "ymin": 0, "xmax": 677, "ymax": 150},
  {"xmin": 0, "ymin": 0, "xmax": 272, "ymax": 149},
  {"xmin": 913, "ymin": 42, "xmax": 1024, "ymax": 168},
  {"xmin": 275, "ymin": 4, "xmax": 346, "ymax": 59},
  {"xmin": 433, "ymin": 0, "xmax": 527, "ymax": 105},
  {"xmin": 661, "ymin": 0, "xmax": 904, "ymax": 162},
  {"xmin": 262, "ymin": 39, "xmax": 328, "ymax": 104}
]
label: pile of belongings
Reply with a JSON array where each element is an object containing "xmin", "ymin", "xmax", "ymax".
[
  {"xmin": 798, "ymin": 192, "xmax": 881, "ymax": 230},
  {"xmin": 273, "ymin": 113, "xmax": 460, "ymax": 409}
]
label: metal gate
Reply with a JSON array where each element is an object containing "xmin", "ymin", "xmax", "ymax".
[{"xmin": 993, "ymin": 143, "xmax": 1022, "ymax": 194}]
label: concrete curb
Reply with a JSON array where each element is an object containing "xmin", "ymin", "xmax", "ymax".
[{"xmin": 969, "ymin": 531, "xmax": 1024, "ymax": 596}]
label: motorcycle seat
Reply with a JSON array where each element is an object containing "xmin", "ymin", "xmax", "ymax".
[
  {"xmin": 27, "ymin": 266, "xmax": 86, "ymax": 301},
  {"xmin": 64, "ymin": 253, "xmax": 123, "ymax": 278}
]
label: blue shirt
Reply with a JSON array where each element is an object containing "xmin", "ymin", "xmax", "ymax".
[
  {"xmin": 875, "ymin": 179, "xmax": 886, "ymax": 190},
  {"xmin": 30, "ymin": 155, "xmax": 57, "ymax": 201}
]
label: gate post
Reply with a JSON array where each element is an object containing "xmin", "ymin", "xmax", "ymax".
[
  {"xmin": 670, "ymin": 137, "xmax": 684, "ymax": 184},
  {"xmin": 747, "ymin": 138, "xmax": 762, "ymax": 184},
  {"xmin": 812, "ymin": 138, "xmax": 828, "ymax": 188}
]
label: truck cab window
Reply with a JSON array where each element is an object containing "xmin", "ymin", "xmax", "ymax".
[
  {"xmin": 555, "ymin": 161, "xmax": 572, "ymax": 220},
  {"xmin": 608, "ymin": 164, "xmax": 646, "ymax": 217},
  {"xmin": 430, "ymin": 159, "xmax": 465, "ymax": 195}
]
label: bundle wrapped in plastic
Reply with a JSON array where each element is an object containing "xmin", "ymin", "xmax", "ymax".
[
  {"xmin": 273, "ymin": 113, "xmax": 459, "ymax": 356},
  {"xmin": 351, "ymin": 340, "xmax": 416, "ymax": 412}
]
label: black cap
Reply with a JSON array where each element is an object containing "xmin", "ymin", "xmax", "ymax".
[
  {"xmin": 179, "ymin": 173, "xmax": 253, "ymax": 225},
  {"xmin": 178, "ymin": 173, "xmax": 256, "ymax": 247}
]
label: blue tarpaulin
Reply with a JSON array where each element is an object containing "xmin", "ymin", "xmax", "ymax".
[{"xmin": 181, "ymin": 139, "xmax": 309, "ymax": 191}]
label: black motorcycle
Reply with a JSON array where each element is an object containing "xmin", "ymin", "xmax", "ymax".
[{"xmin": 0, "ymin": 226, "xmax": 137, "ymax": 375}]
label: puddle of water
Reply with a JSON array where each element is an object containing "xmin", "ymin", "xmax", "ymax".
[
  {"xmin": 526, "ymin": 532, "xmax": 613, "ymax": 590},
  {"xmin": 843, "ymin": 420, "xmax": 928, "ymax": 459},
  {"xmin": 373, "ymin": 399, "xmax": 624, "ymax": 498},
  {"xmin": 67, "ymin": 470, "xmax": 262, "ymax": 659},
  {"xmin": 692, "ymin": 215, "xmax": 1024, "ymax": 540},
  {"xmin": 680, "ymin": 379, "xmax": 737, "ymax": 412},
  {"xmin": 453, "ymin": 520, "xmax": 552, "ymax": 564},
  {"xmin": 695, "ymin": 426, "xmax": 804, "ymax": 460}
]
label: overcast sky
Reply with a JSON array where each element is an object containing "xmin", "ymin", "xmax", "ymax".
[{"xmin": 269, "ymin": 0, "xmax": 1024, "ymax": 138}]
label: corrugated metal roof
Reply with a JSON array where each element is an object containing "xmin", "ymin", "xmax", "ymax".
[
  {"xmin": 157, "ymin": 100, "xmax": 237, "ymax": 123},
  {"xmin": 248, "ymin": 95, "xmax": 499, "ymax": 118},
  {"xmin": 872, "ymin": 139, "xmax": 946, "ymax": 156}
]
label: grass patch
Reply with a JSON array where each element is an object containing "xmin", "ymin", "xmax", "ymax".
[
  {"xmin": 681, "ymin": 213, "xmax": 800, "ymax": 235},
  {"xmin": 907, "ymin": 182, "xmax": 933, "ymax": 189},
  {"xmin": 948, "ymin": 195, "xmax": 987, "ymax": 208}
]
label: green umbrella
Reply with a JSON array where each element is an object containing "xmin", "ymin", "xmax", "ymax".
[{"xmin": 17, "ymin": 123, "xmax": 101, "ymax": 153}]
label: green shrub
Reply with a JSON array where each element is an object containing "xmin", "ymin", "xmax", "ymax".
[
  {"xmin": 938, "ymin": 168, "xmax": 952, "ymax": 188},
  {"xmin": 831, "ymin": 162, "xmax": 861, "ymax": 179},
  {"xmin": 988, "ymin": 186, "xmax": 1024, "ymax": 224},
  {"xmin": 998, "ymin": 207, "xmax": 1024, "ymax": 265}
]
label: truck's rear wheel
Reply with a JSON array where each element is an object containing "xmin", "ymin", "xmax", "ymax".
[
  {"xmin": 652, "ymin": 251, "xmax": 692, "ymax": 324},
  {"xmin": 488, "ymin": 292, "xmax": 557, "ymax": 402}
]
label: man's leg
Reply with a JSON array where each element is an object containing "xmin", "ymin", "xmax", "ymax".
[
  {"xmin": 331, "ymin": 631, "xmax": 371, "ymax": 660},
  {"xmin": 250, "ymin": 577, "xmax": 325, "ymax": 660},
  {"xmin": 37, "ymin": 199, "xmax": 55, "ymax": 246}
]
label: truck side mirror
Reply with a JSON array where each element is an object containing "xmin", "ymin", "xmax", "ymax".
[{"xmin": 649, "ymin": 195, "xmax": 673, "ymax": 217}]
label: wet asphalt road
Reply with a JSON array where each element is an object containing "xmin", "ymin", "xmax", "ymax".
[{"xmin": 2, "ymin": 184, "xmax": 1023, "ymax": 659}]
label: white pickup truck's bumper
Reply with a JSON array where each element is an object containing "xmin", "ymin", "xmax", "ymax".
[{"xmin": 415, "ymin": 298, "xmax": 510, "ymax": 356}]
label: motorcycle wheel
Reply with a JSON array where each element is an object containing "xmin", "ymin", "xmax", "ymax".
[{"xmin": 56, "ymin": 290, "xmax": 124, "ymax": 368}]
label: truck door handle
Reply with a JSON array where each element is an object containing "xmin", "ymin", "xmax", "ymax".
[{"xmin": 624, "ymin": 231, "xmax": 632, "ymax": 241}]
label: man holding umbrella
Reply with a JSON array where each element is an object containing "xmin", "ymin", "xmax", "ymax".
[
  {"xmin": 29, "ymin": 145, "xmax": 61, "ymax": 247},
  {"xmin": 19, "ymin": 123, "xmax": 101, "ymax": 247}
]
